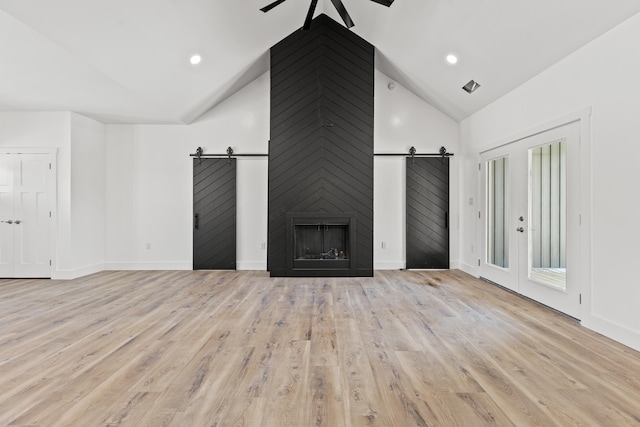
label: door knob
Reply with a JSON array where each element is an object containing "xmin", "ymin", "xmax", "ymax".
[
  {"xmin": 1, "ymin": 220, "xmax": 13, "ymax": 224},
  {"xmin": 516, "ymin": 227, "xmax": 524, "ymax": 232},
  {"xmin": 14, "ymin": 220, "xmax": 22, "ymax": 224}
]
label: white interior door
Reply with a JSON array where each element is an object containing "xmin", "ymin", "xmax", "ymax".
[
  {"xmin": 0, "ymin": 153, "xmax": 52, "ymax": 278},
  {"xmin": 0, "ymin": 155, "xmax": 15, "ymax": 277},
  {"xmin": 480, "ymin": 122, "xmax": 581, "ymax": 319}
]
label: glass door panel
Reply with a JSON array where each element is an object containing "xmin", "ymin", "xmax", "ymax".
[
  {"xmin": 480, "ymin": 146, "xmax": 518, "ymax": 292},
  {"xmin": 529, "ymin": 141, "xmax": 567, "ymax": 290},
  {"xmin": 487, "ymin": 156, "xmax": 509, "ymax": 268}
]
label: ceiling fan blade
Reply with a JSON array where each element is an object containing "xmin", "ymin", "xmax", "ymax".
[
  {"xmin": 329, "ymin": 0, "xmax": 355, "ymax": 28},
  {"xmin": 260, "ymin": 0, "xmax": 287, "ymax": 13},
  {"xmin": 303, "ymin": 0, "xmax": 319, "ymax": 30},
  {"xmin": 369, "ymin": 0, "xmax": 394, "ymax": 6}
]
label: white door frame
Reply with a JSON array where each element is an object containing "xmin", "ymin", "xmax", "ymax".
[
  {"xmin": 0, "ymin": 148, "xmax": 58, "ymax": 278},
  {"xmin": 477, "ymin": 108, "xmax": 592, "ymax": 320}
]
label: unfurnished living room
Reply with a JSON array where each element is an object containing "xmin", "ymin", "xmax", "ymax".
[{"xmin": 1, "ymin": 1, "xmax": 640, "ymax": 426}]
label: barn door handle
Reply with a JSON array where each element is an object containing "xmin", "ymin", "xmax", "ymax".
[{"xmin": 194, "ymin": 214, "xmax": 199, "ymax": 230}]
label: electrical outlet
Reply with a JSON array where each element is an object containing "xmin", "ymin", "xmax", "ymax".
[
  {"xmin": 260, "ymin": 242, "xmax": 266, "ymax": 250},
  {"xmin": 145, "ymin": 243, "xmax": 151, "ymax": 250}
]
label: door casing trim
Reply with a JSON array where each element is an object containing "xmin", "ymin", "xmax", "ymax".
[{"xmin": 0, "ymin": 148, "xmax": 58, "ymax": 279}]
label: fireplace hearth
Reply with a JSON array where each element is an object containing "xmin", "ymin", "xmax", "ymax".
[{"xmin": 286, "ymin": 213, "xmax": 357, "ymax": 276}]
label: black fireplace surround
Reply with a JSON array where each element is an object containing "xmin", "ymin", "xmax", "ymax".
[
  {"xmin": 286, "ymin": 212, "xmax": 357, "ymax": 275},
  {"xmin": 267, "ymin": 15, "xmax": 374, "ymax": 277}
]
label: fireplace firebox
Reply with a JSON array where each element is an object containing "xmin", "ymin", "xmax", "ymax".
[{"xmin": 286, "ymin": 212, "xmax": 357, "ymax": 276}]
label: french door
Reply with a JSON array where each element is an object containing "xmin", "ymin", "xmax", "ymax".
[
  {"xmin": 480, "ymin": 122, "xmax": 581, "ymax": 319},
  {"xmin": 0, "ymin": 153, "xmax": 53, "ymax": 278}
]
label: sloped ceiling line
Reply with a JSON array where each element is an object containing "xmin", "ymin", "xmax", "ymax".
[{"xmin": 1, "ymin": 1, "xmax": 640, "ymax": 124}]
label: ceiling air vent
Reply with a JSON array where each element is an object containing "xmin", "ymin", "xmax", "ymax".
[{"xmin": 462, "ymin": 80, "xmax": 481, "ymax": 94}]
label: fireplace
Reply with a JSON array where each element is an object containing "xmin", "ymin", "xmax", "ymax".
[
  {"xmin": 286, "ymin": 212, "xmax": 357, "ymax": 276},
  {"xmin": 268, "ymin": 15, "xmax": 374, "ymax": 277}
]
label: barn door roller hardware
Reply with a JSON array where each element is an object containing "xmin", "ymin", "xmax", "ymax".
[
  {"xmin": 190, "ymin": 147, "xmax": 269, "ymax": 165},
  {"xmin": 374, "ymin": 146, "xmax": 454, "ymax": 162}
]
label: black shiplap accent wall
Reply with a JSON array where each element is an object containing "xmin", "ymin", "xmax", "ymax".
[{"xmin": 268, "ymin": 14, "xmax": 374, "ymax": 277}]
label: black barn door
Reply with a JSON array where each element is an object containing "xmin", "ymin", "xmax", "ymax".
[
  {"xmin": 193, "ymin": 158, "xmax": 236, "ymax": 270},
  {"xmin": 406, "ymin": 157, "xmax": 449, "ymax": 269}
]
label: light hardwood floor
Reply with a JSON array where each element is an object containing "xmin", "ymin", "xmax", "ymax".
[{"xmin": 0, "ymin": 270, "xmax": 639, "ymax": 426}]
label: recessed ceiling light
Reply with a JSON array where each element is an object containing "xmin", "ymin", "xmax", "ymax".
[
  {"xmin": 190, "ymin": 54, "xmax": 202, "ymax": 65},
  {"xmin": 446, "ymin": 54, "xmax": 458, "ymax": 65}
]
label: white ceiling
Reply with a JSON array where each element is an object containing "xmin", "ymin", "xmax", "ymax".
[{"xmin": 1, "ymin": 0, "xmax": 639, "ymax": 124}]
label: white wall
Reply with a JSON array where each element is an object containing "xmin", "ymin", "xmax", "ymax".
[
  {"xmin": 69, "ymin": 112, "xmax": 105, "ymax": 276},
  {"xmin": 105, "ymin": 72, "xmax": 270, "ymax": 270},
  {"xmin": 0, "ymin": 112, "xmax": 70, "ymax": 276},
  {"xmin": 104, "ymin": 125, "xmax": 136, "ymax": 266},
  {"xmin": 459, "ymin": 12, "xmax": 640, "ymax": 350},
  {"xmin": 104, "ymin": 69, "xmax": 458, "ymax": 271},
  {"xmin": 374, "ymin": 70, "xmax": 459, "ymax": 269},
  {"xmin": 0, "ymin": 111, "xmax": 106, "ymax": 279}
]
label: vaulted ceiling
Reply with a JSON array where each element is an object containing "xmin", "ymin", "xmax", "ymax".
[{"xmin": 1, "ymin": 0, "xmax": 639, "ymax": 124}]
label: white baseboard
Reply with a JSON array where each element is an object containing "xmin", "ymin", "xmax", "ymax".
[
  {"xmin": 105, "ymin": 262, "xmax": 268, "ymax": 271},
  {"xmin": 53, "ymin": 263, "xmax": 105, "ymax": 280},
  {"xmin": 457, "ymin": 261, "xmax": 480, "ymax": 278},
  {"xmin": 237, "ymin": 262, "xmax": 267, "ymax": 270},
  {"xmin": 582, "ymin": 314, "xmax": 640, "ymax": 352},
  {"xmin": 104, "ymin": 262, "xmax": 192, "ymax": 271},
  {"xmin": 375, "ymin": 261, "xmax": 471, "ymax": 271},
  {"xmin": 374, "ymin": 261, "xmax": 405, "ymax": 270}
]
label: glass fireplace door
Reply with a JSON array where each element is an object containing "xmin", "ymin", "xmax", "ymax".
[
  {"xmin": 294, "ymin": 224, "xmax": 349, "ymax": 260},
  {"xmin": 286, "ymin": 212, "xmax": 356, "ymax": 274}
]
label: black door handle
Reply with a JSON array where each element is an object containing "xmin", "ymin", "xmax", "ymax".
[
  {"xmin": 445, "ymin": 212, "xmax": 448, "ymax": 229},
  {"xmin": 194, "ymin": 213, "xmax": 199, "ymax": 230}
]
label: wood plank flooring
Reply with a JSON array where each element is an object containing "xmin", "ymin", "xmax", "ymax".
[{"xmin": 0, "ymin": 270, "xmax": 639, "ymax": 426}]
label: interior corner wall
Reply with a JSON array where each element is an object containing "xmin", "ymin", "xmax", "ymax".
[
  {"xmin": 0, "ymin": 111, "xmax": 106, "ymax": 279},
  {"xmin": 374, "ymin": 70, "xmax": 459, "ymax": 270},
  {"xmin": 0, "ymin": 111, "xmax": 72, "ymax": 277},
  {"xmin": 459, "ymin": 12, "xmax": 640, "ymax": 351},
  {"xmin": 69, "ymin": 112, "xmax": 106, "ymax": 277},
  {"xmin": 104, "ymin": 125, "xmax": 137, "ymax": 267}
]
